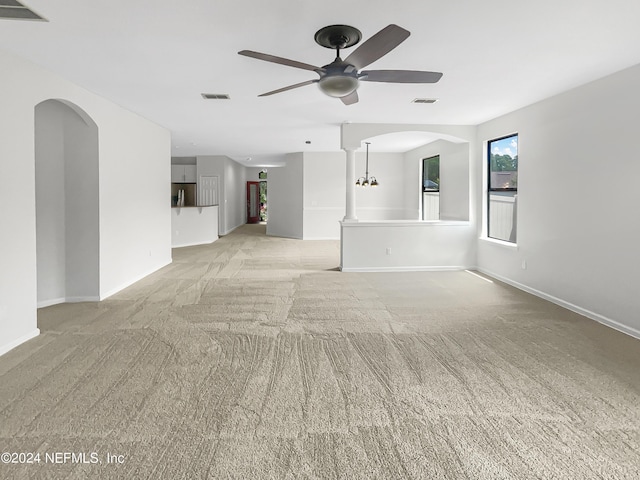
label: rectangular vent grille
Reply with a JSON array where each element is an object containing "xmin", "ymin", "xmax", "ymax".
[
  {"xmin": 412, "ymin": 98, "xmax": 438, "ymax": 104},
  {"xmin": 0, "ymin": 0, "xmax": 47, "ymax": 21},
  {"xmin": 201, "ymin": 93, "xmax": 230, "ymax": 100}
]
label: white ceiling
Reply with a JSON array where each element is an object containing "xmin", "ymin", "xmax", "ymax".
[{"xmin": 3, "ymin": 0, "xmax": 640, "ymax": 165}]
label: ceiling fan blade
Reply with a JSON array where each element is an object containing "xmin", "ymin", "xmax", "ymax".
[
  {"xmin": 360, "ymin": 70, "xmax": 443, "ymax": 83},
  {"xmin": 258, "ymin": 79, "xmax": 317, "ymax": 97},
  {"xmin": 238, "ymin": 50, "xmax": 321, "ymax": 72},
  {"xmin": 344, "ymin": 24, "xmax": 410, "ymax": 70},
  {"xmin": 340, "ymin": 90, "xmax": 359, "ymax": 105}
]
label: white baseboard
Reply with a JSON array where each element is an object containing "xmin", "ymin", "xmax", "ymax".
[
  {"xmin": 37, "ymin": 297, "xmax": 67, "ymax": 308},
  {"xmin": 220, "ymin": 223, "xmax": 243, "ymax": 236},
  {"xmin": 38, "ymin": 296, "xmax": 100, "ymax": 308},
  {"xmin": 266, "ymin": 233, "xmax": 303, "ymax": 240},
  {"xmin": 100, "ymin": 259, "xmax": 172, "ymax": 300},
  {"xmin": 303, "ymin": 236, "xmax": 340, "ymax": 241},
  {"xmin": 0, "ymin": 328, "xmax": 40, "ymax": 357},
  {"xmin": 66, "ymin": 296, "xmax": 101, "ymax": 303},
  {"xmin": 340, "ymin": 265, "xmax": 470, "ymax": 273},
  {"xmin": 172, "ymin": 237, "xmax": 218, "ymax": 248},
  {"xmin": 477, "ymin": 268, "xmax": 640, "ymax": 340}
]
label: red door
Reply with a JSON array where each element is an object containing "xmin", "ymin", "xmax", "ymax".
[{"xmin": 247, "ymin": 181, "xmax": 260, "ymax": 224}]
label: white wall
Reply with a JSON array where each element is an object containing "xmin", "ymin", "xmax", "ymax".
[
  {"xmin": 197, "ymin": 155, "xmax": 226, "ymax": 233},
  {"xmin": 302, "ymin": 151, "xmax": 416, "ymax": 240},
  {"xmin": 97, "ymin": 101, "xmax": 171, "ymax": 299},
  {"xmin": 197, "ymin": 155, "xmax": 247, "ymax": 235},
  {"xmin": 64, "ymin": 103, "xmax": 100, "ymax": 300},
  {"xmin": 303, "ymin": 152, "xmax": 345, "ymax": 239},
  {"xmin": 341, "ymin": 221, "xmax": 476, "ymax": 272},
  {"xmin": 476, "ymin": 63, "xmax": 640, "ymax": 338},
  {"xmin": 224, "ymin": 157, "xmax": 247, "ymax": 234},
  {"xmin": 34, "ymin": 101, "xmax": 66, "ymax": 304},
  {"xmin": 267, "ymin": 153, "xmax": 304, "ymax": 239},
  {"xmin": 171, "ymin": 206, "xmax": 218, "ymax": 248},
  {"xmin": 404, "ymin": 140, "xmax": 470, "ymax": 221},
  {"xmin": 245, "ymin": 167, "xmax": 265, "ymax": 182},
  {"xmin": 0, "ymin": 48, "xmax": 171, "ymax": 356},
  {"xmin": 354, "ymin": 152, "xmax": 406, "ymax": 221}
]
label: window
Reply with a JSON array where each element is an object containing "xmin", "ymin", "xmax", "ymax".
[
  {"xmin": 488, "ymin": 134, "xmax": 518, "ymax": 242},
  {"xmin": 422, "ymin": 155, "xmax": 440, "ymax": 220}
]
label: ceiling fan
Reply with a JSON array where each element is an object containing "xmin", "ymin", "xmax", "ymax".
[{"xmin": 238, "ymin": 24, "xmax": 442, "ymax": 105}]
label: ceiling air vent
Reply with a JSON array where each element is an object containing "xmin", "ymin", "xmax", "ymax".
[
  {"xmin": 412, "ymin": 98, "xmax": 438, "ymax": 104},
  {"xmin": 201, "ymin": 93, "xmax": 230, "ymax": 100},
  {"xmin": 0, "ymin": 0, "xmax": 47, "ymax": 21}
]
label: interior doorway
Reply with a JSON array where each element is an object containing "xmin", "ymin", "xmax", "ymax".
[{"xmin": 247, "ymin": 181, "xmax": 260, "ymax": 224}]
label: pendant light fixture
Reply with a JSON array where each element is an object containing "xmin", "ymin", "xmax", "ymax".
[{"xmin": 355, "ymin": 142, "xmax": 378, "ymax": 187}]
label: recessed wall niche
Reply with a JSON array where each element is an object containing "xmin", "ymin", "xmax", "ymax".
[{"xmin": 34, "ymin": 99, "xmax": 100, "ymax": 306}]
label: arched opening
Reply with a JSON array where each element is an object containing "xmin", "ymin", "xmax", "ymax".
[
  {"xmin": 35, "ymin": 99, "xmax": 99, "ymax": 306},
  {"xmin": 352, "ymin": 129, "xmax": 471, "ymax": 222}
]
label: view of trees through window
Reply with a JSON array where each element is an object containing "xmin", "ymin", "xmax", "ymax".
[
  {"xmin": 488, "ymin": 134, "xmax": 518, "ymax": 242},
  {"xmin": 259, "ymin": 170, "xmax": 268, "ymax": 222},
  {"xmin": 423, "ymin": 155, "xmax": 440, "ymax": 191},
  {"xmin": 422, "ymin": 155, "xmax": 440, "ymax": 220}
]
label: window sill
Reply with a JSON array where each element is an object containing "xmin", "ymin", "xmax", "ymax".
[{"xmin": 479, "ymin": 236, "xmax": 519, "ymax": 250}]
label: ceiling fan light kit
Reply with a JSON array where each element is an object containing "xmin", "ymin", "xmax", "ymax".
[
  {"xmin": 318, "ymin": 73, "xmax": 359, "ymax": 97},
  {"xmin": 238, "ymin": 24, "xmax": 442, "ymax": 105}
]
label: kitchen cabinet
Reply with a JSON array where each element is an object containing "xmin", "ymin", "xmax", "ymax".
[{"xmin": 171, "ymin": 164, "xmax": 197, "ymax": 183}]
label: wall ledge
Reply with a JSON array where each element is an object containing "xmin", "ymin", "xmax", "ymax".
[
  {"xmin": 479, "ymin": 236, "xmax": 519, "ymax": 250},
  {"xmin": 340, "ymin": 220, "xmax": 471, "ymax": 227}
]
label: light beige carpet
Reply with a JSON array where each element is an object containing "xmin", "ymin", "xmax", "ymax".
[{"xmin": 1, "ymin": 224, "xmax": 639, "ymax": 479}]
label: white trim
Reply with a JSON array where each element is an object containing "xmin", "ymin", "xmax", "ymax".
[
  {"xmin": 340, "ymin": 265, "xmax": 470, "ymax": 273},
  {"xmin": 37, "ymin": 297, "xmax": 67, "ymax": 308},
  {"xmin": 65, "ymin": 296, "xmax": 100, "ymax": 303},
  {"xmin": 0, "ymin": 329, "xmax": 40, "ymax": 357},
  {"xmin": 172, "ymin": 238, "xmax": 218, "ymax": 249},
  {"xmin": 267, "ymin": 233, "xmax": 304, "ymax": 240},
  {"xmin": 100, "ymin": 259, "xmax": 171, "ymax": 300},
  {"xmin": 465, "ymin": 269, "xmax": 494, "ymax": 283},
  {"xmin": 38, "ymin": 296, "xmax": 100, "ymax": 308},
  {"xmin": 478, "ymin": 268, "xmax": 640, "ymax": 340},
  {"xmin": 355, "ymin": 207, "xmax": 407, "ymax": 212},
  {"xmin": 479, "ymin": 236, "xmax": 519, "ymax": 249},
  {"xmin": 304, "ymin": 206, "xmax": 344, "ymax": 211},
  {"xmin": 219, "ymin": 223, "xmax": 243, "ymax": 236},
  {"xmin": 341, "ymin": 220, "xmax": 470, "ymax": 228}
]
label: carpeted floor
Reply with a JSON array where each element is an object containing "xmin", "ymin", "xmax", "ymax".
[{"xmin": 1, "ymin": 224, "xmax": 639, "ymax": 479}]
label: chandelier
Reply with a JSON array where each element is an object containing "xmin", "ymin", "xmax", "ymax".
[{"xmin": 355, "ymin": 142, "xmax": 378, "ymax": 187}]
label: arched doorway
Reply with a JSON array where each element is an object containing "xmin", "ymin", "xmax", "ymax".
[{"xmin": 35, "ymin": 99, "xmax": 99, "ymax": 306}]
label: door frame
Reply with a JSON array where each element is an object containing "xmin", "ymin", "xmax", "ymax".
[{"xmin": 246, "ymin": 181, "xmax": 260, "ymax": 224}]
